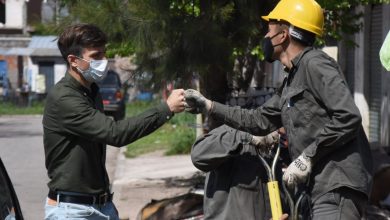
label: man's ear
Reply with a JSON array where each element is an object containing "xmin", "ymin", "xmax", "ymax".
[
  {"xmin": 281, "ymin": 29, "xmax": 289, "ymax": 41},
  {"xmin": 68, "ymin": 55, "xmax": 78, "ymax": 68},
  {"xmin": 279, "ymin": 29, "xmax": 291, "ymax": 46}
]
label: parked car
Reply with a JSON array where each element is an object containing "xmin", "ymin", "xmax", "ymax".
[
  {"xmin": 97, "ymin": 70, "xmax": 126, "ymax": 121},
  {"xmin": 0, "ymin": 157, "xmax": 24, "ymax": 220}
]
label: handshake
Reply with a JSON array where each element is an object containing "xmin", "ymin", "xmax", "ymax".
[
  {"xmin": 165, "ymin": 89, "xmax": 210, "ymax": 114},
  {"xmin": 165, "ymin": 89, "xmax": 210, "ymax": 113}
]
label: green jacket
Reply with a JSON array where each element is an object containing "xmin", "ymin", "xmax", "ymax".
[
  {"xmin": 43, "ymin": 73, "xmax": 173, "ymax": 194},
  {"xmin": 210, "ymin": 47, "xmax": 373, "ymax": 202}
]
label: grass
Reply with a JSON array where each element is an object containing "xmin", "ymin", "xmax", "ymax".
[
  {"xmin": 0, "ymin": 101, "xmax": 45, "ymax": 115},
  {"xmin": 124, "ymin": 100, "xmax": 196, "ymax": 158},
  {"xmin": 0, "ymin": 98, "xmax": 196, "ymax": 158}
]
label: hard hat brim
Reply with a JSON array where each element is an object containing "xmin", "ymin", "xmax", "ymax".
[{"xmin": 261, "ymin": 15, "xmax": 270, "ymax": 21}]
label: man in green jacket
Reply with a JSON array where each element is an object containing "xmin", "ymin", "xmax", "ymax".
[
  {"xmin": 185, "ymin": 0, "xmax": 372, "ymax": 219},
  {"xmin": 43, "ymin": 23, "xmax": 185, "ymax": 220}
]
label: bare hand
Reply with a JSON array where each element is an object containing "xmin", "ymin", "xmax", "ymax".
[
  {"xmin": 166, "ymin": 89, "xmax": 185, "ymax": 113},
  {"xmin": 280, "ymin": 214, "xmax": 289, "ymax": 220},
  {"xmin": 269, "ymin": 213, "xmax": 289, "ymax": 220}
]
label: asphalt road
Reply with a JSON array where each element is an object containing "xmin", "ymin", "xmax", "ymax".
[
  {"xmin": 0, "ymin": 115, "xmax": 200, "ymax": 220},
  {"xmin": 0, "ymin": 115, "xmax": 48, "ymax": 220}
]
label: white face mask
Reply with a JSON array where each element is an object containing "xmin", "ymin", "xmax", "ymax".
[{"xmin": 76, "ymin": 57, "xmax": 109, "ymax": 83}]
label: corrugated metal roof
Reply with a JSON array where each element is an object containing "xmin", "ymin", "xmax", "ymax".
[
  {"xmin": 6, "ymin": 48, "xmax": 34, "ymax": 56},
  {"xmin": 0, "ymin": 47, "xmax": 9, "ymax": 55},
  {"xmin": 0, "ymin": 36, "xmax": 62, "ymax": 56},
  {"xmin": 28, "ymin": 36, "xmax": 58, "ymax": 49},
  {"xmin": 26, "ymin": 36, "xmax": 62, "ymax": 57},
  {"xmin": 31, "ymin": 48, "xmax": 62, "ymax": 57}
]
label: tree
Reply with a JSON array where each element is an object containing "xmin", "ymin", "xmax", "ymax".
[
  {"xmin": 57, "ymin": 1, "xmax": 274, "ymax": 99},
  {"xmin": 53, "ymin": 0, "xmax": 390, "ymax": 106}
]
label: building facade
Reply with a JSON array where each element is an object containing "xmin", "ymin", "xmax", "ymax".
[{"xmin": 339, "ymin": 4, "xmax": 390, "ymax": 149}]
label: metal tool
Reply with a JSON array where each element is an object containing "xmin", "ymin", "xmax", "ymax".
[
  {"xmin": 256, "ymin": 142, "xmax": 283, "ymax": 220},
  {"xmin": 256, "ymin": 139, "xmax": 308, "ymax": 220},
  {"xmin": 282, "ymin": 181, "xmax": 307, "ymax": 220}
]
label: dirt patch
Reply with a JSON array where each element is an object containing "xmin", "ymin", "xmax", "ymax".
[
  {"xmin": 107, "ymin": 147, "xmax": 204, "ymax": 220},
  {"xmin": 114, "ymin": 174, "xmax": 205, "ymax": 220}
]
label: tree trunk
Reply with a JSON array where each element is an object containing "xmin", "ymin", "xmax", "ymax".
[{"xmin": 200, "ymin": 66, "xmax": 229, "ymax": 131}]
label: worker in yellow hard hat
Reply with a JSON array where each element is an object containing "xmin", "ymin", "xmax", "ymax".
[
  {"xmin": 261, "ymin": 0, "xmax": 324, "ymax": 62},
  {"xmin": 184, "ymin": 0, "xmax": 373, "ymax": 219}
]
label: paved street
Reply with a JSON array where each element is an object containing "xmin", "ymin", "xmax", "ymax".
[
  {"xmin": 0, "ymin": 115, "xmax": 200, "ymax": 220},
  {"xmin": 0, "ymin": 115, "xmax": 48, "ymax": 220}
]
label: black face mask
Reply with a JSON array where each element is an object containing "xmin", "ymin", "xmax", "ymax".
[{"xmin": 262, "ymin": 31, "xmax": 283, "ymax": 63}]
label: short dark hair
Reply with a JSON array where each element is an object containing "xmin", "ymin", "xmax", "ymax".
[{"xmin": 57, "ymin": 23, "xmax": 107, "ymax": 65}]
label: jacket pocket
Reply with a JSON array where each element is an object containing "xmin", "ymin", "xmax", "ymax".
[{"xmin": 285, "ymin": 87, "xmax": 314, "ymax": 128}]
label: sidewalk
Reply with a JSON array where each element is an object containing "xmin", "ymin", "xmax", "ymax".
[{"xmin": 106, "ymin": 147, "xmax": 199, "ymax": 220}]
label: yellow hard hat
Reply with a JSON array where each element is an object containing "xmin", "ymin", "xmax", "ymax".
[{"xmin": 262, "ymin": 0, "xmax": 324, "ymax": 36}]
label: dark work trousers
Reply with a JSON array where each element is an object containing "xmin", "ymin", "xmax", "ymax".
[{"xmin": 312, "ymin": 187, "xmax": 367, "ymax": 220}]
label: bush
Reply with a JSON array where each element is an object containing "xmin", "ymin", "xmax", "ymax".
[
  {"xmin": 169, "ymin": 111, "xmax": 196, "ymax": 126},
  {"xmin": 165, "ymin": 112, "xmax": 196, "ymax": 155},
  {"xmin": 0, "ymin": 101, "xmax": 44, "ymax": 115},
  {"xmin": 165, "ymin": 126, "xmax": 196, "ymax": 155},
  {"xmin": 125, "ymin": 100, "xmax": 197, "ymax": 157}
]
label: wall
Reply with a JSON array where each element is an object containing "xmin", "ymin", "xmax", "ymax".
[
  {"xmin": 0, "ymin": 0, "xmax": 25, "ymax": 29},
  {"xmin": 28, "ymin": 56, "xmax": 66, "ymax": 93},
  {"xmin": 338, "ymin": 4, "xmax": 390, "ymax": 148}
]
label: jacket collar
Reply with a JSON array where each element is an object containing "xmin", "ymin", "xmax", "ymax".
[
  {"xmin": 284, "ymin": 47, "xmax": 313, "ymax": 85},
  {"xmin": 64, "ymin": 72, "xmax": 99, "ymax": 97},
  {"xmin": 285, "ymin": 46, "xmax": 313, "ymax": 73}
]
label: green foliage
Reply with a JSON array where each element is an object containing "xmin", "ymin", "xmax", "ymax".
[
  {"xmin": 50, "ymin": 0, "xmax": 390, "ymax": 96},
  {"xmin": 56, "ymin": 0, "xmax": 136, "ymax": 57},
  {"xmin": 165, "ymin": 125, "xmax": 196, "ymax": 155},
  {"xmin": 317, "ymin": 0, "xmax": 390, "ymax": 46},
  {"xmin": 169, "ymin": 111, "xmax": 196, "ymax": 126},
  {"xmin": 124, "ymin": 100, "xmax": 196, "ymax": 157},
  {"xmin": 123, "ymin": 0, "xmax": 272, "ymax": 90},
  {"xmin": 125, "ymin": 123, "xmax": 175, "ymax": 158},
  {"xmin": 125, "ymin": 100, "xmax": 158, "ymax": 116},
  {"xmin": 31, "ymin": 22, "xmax": 60, "ymax": 35},
  {"xmin": 0, "ymin": 101, "xmax": 44, "ymax": 115},
  {"xmin": 106, "ymin": 42, "xmax": 135, "ymax": 58}
]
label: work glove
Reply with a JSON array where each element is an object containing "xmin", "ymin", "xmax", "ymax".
[
  {"xmin": 249, "ymin": 131, "xmax": 279, "ymax": 154},
  {"xmin": 282, "ymin": 152, "xmax": 312, "ymax": 190},
  {"xmin": 184, "ymin": 89, "xmax": 212, "ymax": 114}
]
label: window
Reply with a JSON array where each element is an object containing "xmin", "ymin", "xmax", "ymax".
[{"xmin": 0, "ymin": 0, "xmax": 5, "ymax": 24}]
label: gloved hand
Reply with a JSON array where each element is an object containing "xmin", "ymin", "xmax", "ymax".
[
  {"xmin": 249, "ymin": 131, "xmax": 279, "ymax": 154},
  {"xmin": 184, "ymin": 89, "xmax": 212, "ymax": 114},
  {"xmin": 282, "ymin": 152, "xmax": 312, "ymax": 190}
]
